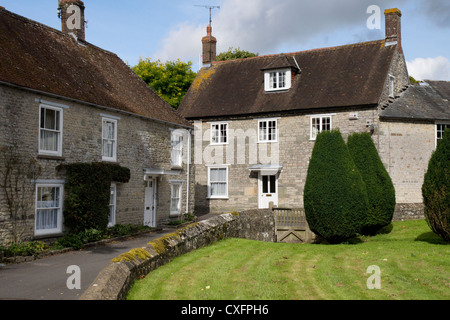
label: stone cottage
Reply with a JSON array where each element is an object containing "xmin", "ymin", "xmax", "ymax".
[
  {"xmin": 179, "ymin": 8, "xmax": 442, "ymax": 219},
  {"xmin": 0, "ymin": 2, "xmax": 194, "ymax": 246}
]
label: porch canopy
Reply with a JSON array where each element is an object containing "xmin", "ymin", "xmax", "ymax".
[
  {"xmin": 144, "ymin": 168, "xmax": 181, "ymax": 180},
  {"xmin": 248, "ymin": 164, "xmax": 283, "ymax": 176}
]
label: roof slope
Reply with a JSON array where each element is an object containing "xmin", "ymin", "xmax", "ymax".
[
  {"xmin": 0, "ymin": 8, "xmax": 190, "ymax": 127},
  {"xmin": 381, "ymin": 81, "xmax": 450, "ymax": 121},
  {"xmin": 179, "ymin": 40, "xmax": 396, "ymax": 119}
]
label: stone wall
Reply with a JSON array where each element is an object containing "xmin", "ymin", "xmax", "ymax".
[
  {"xmin": 236, "ymin": 209, "xmax": 276, "ymax": 242},
  {"xmin": 394, "ymin": 203, "xmax": 425, "ymax": 221},
  {"xmin": 80, "ymin": 213, "xmax": 240, "ymax": 300}
]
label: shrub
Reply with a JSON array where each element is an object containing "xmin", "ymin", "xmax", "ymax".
[
  {"xmin": 422, "ymin": 129, "xmax": 450, "ymax": 242},
  {"xmin": 347, "ymin": 132, "xmax": 396, "ymax": 235},
  {"xmin": 59, "ymin": 162, "xmax": 130, "ymax": 234},
  {"xmin": 304, "ymin": 130, "xmax": 369, "ymax": 243},
  {"xmin": 3, "ymin": 241, "xmax": 48, "ymax": 257}
]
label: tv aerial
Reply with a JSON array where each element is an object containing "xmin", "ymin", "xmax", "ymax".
[{"xmin": 195, "ymin": 5, "xmax": 220, "ymax": 26}]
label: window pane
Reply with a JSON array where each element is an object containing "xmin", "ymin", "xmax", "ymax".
[
  {"xmin": 322, "ymin": 117, "xmax": 331, "ymax": 131},
  {"xmin": 270, "ymin": 72, "xmax": 277, "ymax": 89},
  {"xmin": 36, "ymin": 209, "xmax": 58, "ymax": 230},
  {"xmin": 221, "ymin": 124, "xmax": 227, "ymax": 143},
  {"xmin": 269, "ymin": 121, "xmax": 277, "ymax": 141},
  {"xmin": 40, "ymin": 130, "xmax": 59, "ymax": 152},
  {"xmin": 270, "ymin": 175, "xmax": 276, "ymax": 194},
  {"xmin": 262, "ymin": 176, "xmax": 268, "ymax": 194},
  {"xmin": 279, "ymin": 72, "xmax": 286, "ymax": 88},
  {"xmin": 259, "ymin": 121, "xmax": 267, "ymax": 141},
  {"xmin": 36, "ymin": 186, "xmax": 60, "ymax": 231},
  {"xmin": 210, "ymin": 168, "xmax": 227, "ymax": 197}
]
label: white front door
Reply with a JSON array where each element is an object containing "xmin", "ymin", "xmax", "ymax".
[
  {"xmin": 258, "ymin": 174, "xmax": 278, "ymax": 209},
  {"xmin": 144, "ymin": 179, "xmax": 157, "ymax": 227}
]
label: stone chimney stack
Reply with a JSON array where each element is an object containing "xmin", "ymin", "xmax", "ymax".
[
  {"xmin": 202, "ymin": 25, "xmax": 217, "ymax": 67},
  {"xmin": 58, "ymin": 0, "xmax": 85, "ymax": 41},
  {"xmin": 385, "ymin": 8, "xmax": 402, "ymax": 52}
]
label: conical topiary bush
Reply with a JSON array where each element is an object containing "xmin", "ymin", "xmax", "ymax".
[
  {"xmin": 347, "ymin": 132, "xmax": 396, "ymax": 235},
  {"xmin": 422, "ymin": 129, "xmax": 450, "ymax": 242},
  {"xmin": 304, "ymin": 130, "xmax": 369, "ymax": 243}
]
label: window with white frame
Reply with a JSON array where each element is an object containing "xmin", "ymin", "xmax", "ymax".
[
  {"xmin": 35, "ymin": 184, "xmax": 63, "ymax": 236},
  {"xmin": 389, "ymin": 75, "xmax": 395, "ymax": 98},
  {"xmin": 208, "ymin": 167, "xmax": 228, "ymax": 199},
  {"xmin": 211, "ymin": 123, "xmax": 228, "ymax": 145},
  {"xmin": 265, "ymin": 69, "xmax": 292, "ymax": 92},
  {"xmin": 437, "ymin": 123, "xmax": 450, "ymax": 144},
  {"xmin": 310, "ymin": 115, "xmax": 332, "ymax": 140},
  {"xmin": 170, "ymin": 182, "xmax": 182, "ymax": 216},
  {"xmin": 39, "ymin": 105, "xmax": 63, "ymax": 156},
  {"xmin": 108, "ymin": 184, "xmax": 116, "ymax": 227},
  {"xmin": 171, "ymin": 130, "xmax": 183, "ymax": 168},
  {"xmin": 102, "ymin": 118, "xmax": 117, "ymax": 161},
  {"xmin": 258, "ymin": 119, "xmax": 278, "ymax": 142}
]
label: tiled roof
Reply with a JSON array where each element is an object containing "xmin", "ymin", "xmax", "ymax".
[
  {"xmin": 381, "ymin": 81, "xmax": 450, "ymax": 121},
  {"xmin": 179, "ymin": 40, "xmax": 397, "ymax": 119},
  {"xmin": 0, "ymin": 8, "xmax": 191, "ymax": 127}
]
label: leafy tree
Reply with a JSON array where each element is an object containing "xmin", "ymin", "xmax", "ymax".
[
  {"xmin": 216, "ymin": 47, "xmax": 259, "ymax": 61},
  {"xmin": 304, "ymin": 130, "xmax": 369, "ymax": 244},
  {"xmin": 422, "ymin": 129, "xmax": 450, "ymax": 242},
  {"xmin": 132, "ymin": 58, "xmax": 196, "ymax": 109},
  {"xmin": 347, "ymin": 132, "xmax": 396, "ymax": 235}
]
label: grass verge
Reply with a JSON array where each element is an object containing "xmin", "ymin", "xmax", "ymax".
[{"xmin": 127, "ymin": 220, "xmax": 449, "ymax": 300}]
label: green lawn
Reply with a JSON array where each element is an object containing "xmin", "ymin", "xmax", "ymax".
[{"xmin": 127, "ymin": 220, "xmax": 449, "ymax": 300}]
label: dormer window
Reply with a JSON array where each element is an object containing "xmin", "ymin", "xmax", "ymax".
[{"xmin": 265, "ymin": 69, "xmax": 291, "ymax": 92}]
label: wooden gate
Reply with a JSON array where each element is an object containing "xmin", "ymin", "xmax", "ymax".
[{"xmin": 273, "ymin": 208, "xmax": 314, "ymax": 243}]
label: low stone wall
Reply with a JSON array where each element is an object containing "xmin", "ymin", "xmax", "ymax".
[
  {"xmin": 80, "ymin": 213, "xmax": 239, "ymax": 300},
  {"xmin": 236, "ymin": 209, "xmax": 276, "ymax": 242},
  {"xmin": 393, "ymin": 203, "xmax": 425, "ymax": 221}
]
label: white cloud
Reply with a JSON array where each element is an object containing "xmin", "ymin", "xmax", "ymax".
[
  {"xmin": 154, "ymin": 0, "xmax": 436, "ymax": 69},
  {"xmin": 407, "ymin": 56, "xmax": 450, "ymax": 81}
]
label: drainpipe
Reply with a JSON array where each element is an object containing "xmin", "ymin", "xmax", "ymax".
[{"xmin": 186, "ymin": 129, "xmax": 192, "ymax": 214}]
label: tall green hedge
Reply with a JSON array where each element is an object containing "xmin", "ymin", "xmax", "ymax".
[
  {"xmin": 59, "ymin": 163, "xmax": 130, "ymax": 234},
  {"xmin": 304, "ymin": 130, "xmax": 369, "ymax": 243},
  {"xmin": 422, "ymin": 129, "xmax": 450, "ymax": 242},
  {"xmin": 347, "ymin": 132, "xmax": 396, "ymax": 235}
]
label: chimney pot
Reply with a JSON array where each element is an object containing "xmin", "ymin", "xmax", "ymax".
[{"xmin": 202, "ymin": 25, "xmax": 217, "ymax": 68}]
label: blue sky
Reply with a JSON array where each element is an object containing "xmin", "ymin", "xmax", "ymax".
[{"xmin": 2, "ymin": 0, "xmax": 449, "ymax": 80}]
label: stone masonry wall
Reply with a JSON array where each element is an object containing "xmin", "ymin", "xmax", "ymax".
[
  {"xmin": 0, "ymin": 85, "xmax": 194, "ymax": 246},
  {"xmin": 193, "ymin": 107, "xmax": 378, "ymax": 215}
]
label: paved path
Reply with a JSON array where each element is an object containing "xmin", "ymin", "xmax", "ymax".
[{"xmin": 0, "ymin": 229, "xmax": 172, "ymax": 300}]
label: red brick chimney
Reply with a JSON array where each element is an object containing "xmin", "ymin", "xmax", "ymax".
[
  {"xmin": 385, "ymin": 8, "xmax": 402, "ymax": 52},
  {"xmin": 58, "ymin": 0, "xmax": 85, "ymax": 41},
  {"xmin": 202, "ymin": 25, "xmax": 217, "ymax": 67}
]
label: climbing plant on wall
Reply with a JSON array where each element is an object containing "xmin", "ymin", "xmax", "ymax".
[{"xmin": 58, "ymin": 162, "xmax": 130, "ymax": 234}]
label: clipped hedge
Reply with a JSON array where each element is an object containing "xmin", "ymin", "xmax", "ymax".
[
  {"xmin": 347, "ymin": 132, "xmax": 396, "ymax": 235},
  {"xmin": 422, "ymin": 129, "xmax": 450, "ymax": 242},
  {"xmin": 304, "ymin": 130, "xmax": 368, "ymax": 243},
  {"xmin": 58, "ymin": 162, "xmax": 130, "ymax": 234}
]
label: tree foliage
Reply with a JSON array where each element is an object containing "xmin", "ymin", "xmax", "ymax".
[
  {"xmin": 132, "ymin": 58, "xmax": 196, "ymax": 109},
  {"xmin": 216, "ymin": 47, "xmax": 259, "ymax": 61},
  {"xmin": 422, "ymin": 129, "xmax": 450, "ymax": 242},
  {"xmin": 347, "ymin": 132, "xmax": 396, "ymax": 235},
  {"xmin": 304, "ymin": 130, "xmax": 368, "ymax": 243}
]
